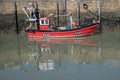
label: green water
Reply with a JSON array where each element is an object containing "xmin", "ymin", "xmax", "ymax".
[{"xmin": 0, "ymin": 31, "xmax": 120, "ymax": 80}]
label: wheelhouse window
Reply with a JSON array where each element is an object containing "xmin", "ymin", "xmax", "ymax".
[
  {"xmin": 45, "ymin": 20, "xmax": 49, "ymax": 24},
  {"xmin": 41, "ymin": 20, "xmax": 44, "ymax": 24},
  {"xmin": 40, "ymin": 19, "xmax": 50, "ymax": 25}
]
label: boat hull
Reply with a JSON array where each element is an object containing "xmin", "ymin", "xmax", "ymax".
[{"xmin": 27, "ymin": 23, "xmax": 99, "ymax": 38}]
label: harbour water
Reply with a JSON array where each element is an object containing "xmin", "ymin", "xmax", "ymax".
[{"xmin": 0, "ymin": 31, "xmax": 120, "ymax": 80}]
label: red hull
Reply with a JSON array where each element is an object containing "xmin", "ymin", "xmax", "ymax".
[{"xmin": 27, "ymin": 23, "xmax": 99, "ymax": 38}]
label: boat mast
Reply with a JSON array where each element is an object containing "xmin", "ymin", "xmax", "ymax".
[
  {"xmin": 69, "ymin": 13, "xmax": 73, "ymax": 28},
  {"xmin": 22, "ymin": 7, "xmax": 30, "ymax": 19},
  {"xmin": 29, "ymin": 2, "xmax": 38, "ymax": 28},
  {"xmin": 22, "ymin": 2, "xmax": 40, "ymax": 30}
]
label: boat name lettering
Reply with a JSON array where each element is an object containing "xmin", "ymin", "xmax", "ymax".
[
  {"xmin": 75, "ymin": 31, "xmax": 81, "ymax": 35},
  {"xmin": 43, "ymin": 33, "xmax": 50, "ymax": 37}
]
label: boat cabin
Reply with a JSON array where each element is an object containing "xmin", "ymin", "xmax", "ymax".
[{"xmin": 39, "ymin": 18, "xmax": 52, "ymax": 30}]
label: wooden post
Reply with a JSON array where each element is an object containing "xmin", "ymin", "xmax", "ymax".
[
  {"xmin": 62, "ymin": 0, "xmax": 67, "ymax": 11},
  {"xmin": 97, "ymin": 0, "xmax": 102, "ymax": 32},
  {"xmin": 56, "ymin": 0, "xmax": 59, "ymax": 27},
  {"xmin": 97, "ymin": 1, "xmax": 101, "ymax": 23},
  {"xmin": 77, "ymin": 0, "xmax": 81, "ymax": 25},
  {"xmin": 62, "ymin": 0, "xmax": 67, "ymax": 26},
  {"xmin": 14, "ymin": 2, "xmax": 19, "ymax": 34}
]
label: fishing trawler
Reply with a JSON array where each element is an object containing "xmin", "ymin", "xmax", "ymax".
[{"xmin": 22, "ymin": 2, "xmax": 100, "ymax": 38}]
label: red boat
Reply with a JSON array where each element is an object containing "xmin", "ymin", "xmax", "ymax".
[
  {"xmin": 26, "ymin": 17, "xmax": 100, "ymax": 38},
  {"xmin": 23, "ymin": 2, "xmax": 100, "ymax": 38}
]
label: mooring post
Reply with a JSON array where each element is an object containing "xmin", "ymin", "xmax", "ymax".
[
  {"xmin": 14, "ymin": 2, "xmax": 19, "ymax": 34},
  {"xmin": 97, "ymin": 1, "xmax": 101, "ymax": 23},
  {"xmin": 97, "ymin": 0, "xmax": 102, "ymax": 32},
  {"xmin": 62, "ymin": 0, "xmax": 67, "ymax": 26},
  {"xmin": 77, "ymin": 0, "xmax": 81, "ymax": 25},
  {"xmin": 56, "ymin": 0, "xmax": 59, "ymax": 27}
]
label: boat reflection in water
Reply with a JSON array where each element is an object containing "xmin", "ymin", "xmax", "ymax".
[
  {"xmin": 22, "ymin": 36, "xmax": 100, "ymax": 72},
  {"xmin": 21, "ymin": 42, "xmax": 55, "ymax": 72},
  {"xmin": 1, "ymin": 34, "xmax": 120, "ymax": 73}
]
